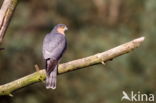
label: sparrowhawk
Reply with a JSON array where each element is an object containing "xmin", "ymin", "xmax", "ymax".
[{"xmin": 42, "ymin": 24, "xmax": 68, "ymax": 89}]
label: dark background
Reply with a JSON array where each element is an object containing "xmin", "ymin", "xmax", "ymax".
[{"xmin": 0, "ymin": 0, "xmax": 156, "ymax": 103}]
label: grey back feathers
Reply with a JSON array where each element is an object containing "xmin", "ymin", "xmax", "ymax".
[{"xmin": 42, "ymin": 33, "xmax": 66, "ymax": 59}]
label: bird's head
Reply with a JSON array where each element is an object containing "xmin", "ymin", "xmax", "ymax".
[{"xmin": 54, "ymin": 24, "xmax": 68, "ymax": 35}]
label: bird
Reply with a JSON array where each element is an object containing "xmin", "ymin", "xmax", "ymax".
[{"xmin": 42, "ymin": 24, "xmax": 68, "ymax": 89}]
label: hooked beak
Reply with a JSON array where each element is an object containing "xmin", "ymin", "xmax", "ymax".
[{"xmin": 64, "ymin": 26, "xmax": 68, "ymax": 31}]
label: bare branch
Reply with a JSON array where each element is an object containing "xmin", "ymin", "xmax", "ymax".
[
  {"xmin": 0, "ymin": 0, "xmax": 19, "ymax": 43},
  {"xmin": 0, "ymin": 37, "xmax": 145, "ymax": 96}
]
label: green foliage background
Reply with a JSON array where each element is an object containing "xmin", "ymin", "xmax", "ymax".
[{"xmin": 0, "ymin": 0, "xmax": 156, "ymax": 103}]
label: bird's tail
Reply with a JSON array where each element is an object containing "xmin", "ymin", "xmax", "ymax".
[
  {"xmin": 46, "ymin": 66, "xmax": 57, "ymax": 89},
  {"xmin": 45, "ymin": 59, "xmax": 58, "ymax": 89}
]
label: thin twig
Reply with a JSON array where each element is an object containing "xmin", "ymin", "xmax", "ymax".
[
  {"xmin": 34, "ymin": 64, "xmax": 40, "ymax": 72},
  {"xmin": 0, "ymin": 48, "xmax": 4, "ymax": 50}
]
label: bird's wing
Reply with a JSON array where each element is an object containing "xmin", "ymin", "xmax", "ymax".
[
  {"xmin": 46, "ymin": 59, "xmax": 58, "ymax": 76},
  {"xmin": 43, "ymin": 33, "xmax": 66, "ymax": 59}
]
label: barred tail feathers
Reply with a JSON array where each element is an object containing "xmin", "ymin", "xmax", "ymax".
[
  {"xmin": 46, "ymin": 66, "xmax": 57, "ymax": 89},
  {"xmin": 45, "ymin": 59, "xmax": 58, "ymax": 89}
]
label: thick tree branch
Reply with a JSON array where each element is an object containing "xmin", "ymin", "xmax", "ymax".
[
  {"xmin": 0, "ymin": 37, "xmax": 145, "ymax": 96},
  {"xmin": 0, "ymin": 0, "xmax": 19, "ymax": 43}
]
